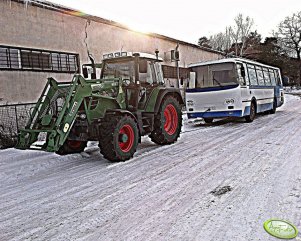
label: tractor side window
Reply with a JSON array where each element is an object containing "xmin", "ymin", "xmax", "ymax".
[
  {"xmin": 139, "ymin": 60, "xmax": 154, "ymax": 85},
  {"xmin": 139, "ymin": 60, "xmax": 148, "ymax": 73},
  {"xmin": 154, "ymin": 63, "xmax": 163, "ymax": 83}
]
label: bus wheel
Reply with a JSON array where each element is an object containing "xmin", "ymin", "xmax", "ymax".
[
  {"xmin": 203, "ymin": 118, "xmax": 214, "ymax": 124},
  {"xmin": 269, "ymin": 98, "xmax": 277, "ymax": 114},
  {"xmin": 245, "ymin": 102, "xmax": 256, "ymax": 123}
]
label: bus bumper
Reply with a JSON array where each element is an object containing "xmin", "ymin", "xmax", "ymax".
[{"xmin": 187, "ymin": 110, "xmax": 243, "ymax": 119}]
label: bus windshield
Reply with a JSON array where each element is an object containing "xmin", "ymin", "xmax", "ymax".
[{"xmin": 191, "ymin": 62, "xmax": 237, "ymax": 88}]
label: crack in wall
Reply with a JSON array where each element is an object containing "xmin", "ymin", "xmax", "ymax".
[{"xmin": 84, "ymin": 19, "xmax": 92, "ymax": 61}]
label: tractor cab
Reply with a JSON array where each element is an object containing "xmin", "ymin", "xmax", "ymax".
[{"xmin": 83, "ymin": 52, "xmax": 165, "ymax": 111}]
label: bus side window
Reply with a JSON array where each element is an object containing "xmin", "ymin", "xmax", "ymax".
[
  {"xmin": 247, "ymin": 64, "xmax": 258, "ymax": 86},
  {"xmin": 269, "ymin": 69, "xmax": 276, "ymax": 86},
  {"xmin": 255, "ymin": 66, "xmax": 265, "ymax": 86},
  {"xmin": 274, "ymin": 70, "xmax": 282, "ymax": 86},
  {"xmin": 236, "ymin": 64, "xmax": 246, "ymax": 86},
  {"xmin": 262, "ymin": 67, "xmax": 271, "ymax": 86}
]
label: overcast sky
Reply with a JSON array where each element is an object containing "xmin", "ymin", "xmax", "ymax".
[{"xmin": 47, "ymin": 0, "xmax": 301, "ymax": 44}]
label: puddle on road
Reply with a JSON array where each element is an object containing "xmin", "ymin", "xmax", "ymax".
[{"xmin": 210, "ymin": 185, "xmax": 233, "ymax": 196}]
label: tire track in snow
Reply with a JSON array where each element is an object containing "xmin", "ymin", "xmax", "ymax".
[{"xmin": 0, "ymin": 95, "xmax": 300, "ymax": 241}]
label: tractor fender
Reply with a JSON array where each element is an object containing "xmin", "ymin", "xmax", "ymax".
[
  {"xmin": 104, "ymin": 109, "xmax": 142, "ymax": 138},
  {"xmin": 105, "ymin": 109, "xmax": 138, "ymax": 122},
  {"xmin": 153, "ymin": 88, "xmax": 184, "ymax": 114}
]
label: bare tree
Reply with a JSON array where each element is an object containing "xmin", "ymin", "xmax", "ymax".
[
  {"xmin": 208, "ymin": 27, "xmax": 232, "ymax": 52},
  {"xmin": 274, "ymin": 11, "xmax": 301, "ymax": 84},
  {"xmin": 203, "ymin": 14, "xmax": 254, "ymax": 56},
  {"xmin": 230, "ymin": 14, "xmax": 254, "ymax": 56}
]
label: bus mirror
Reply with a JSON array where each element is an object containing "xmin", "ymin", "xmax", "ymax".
[{"xmin": 189, "ymin": 72, "xmax": 196, "ymax": 89}]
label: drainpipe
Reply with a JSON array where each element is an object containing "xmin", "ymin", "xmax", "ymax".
[{"xmin": 175, "ymin": 43, "xmax": 180, "ymax": 88}]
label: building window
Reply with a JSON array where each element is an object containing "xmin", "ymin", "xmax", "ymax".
[{"xmin": 0, "ymin": 45, "xmax": 79, "ymax": 73}]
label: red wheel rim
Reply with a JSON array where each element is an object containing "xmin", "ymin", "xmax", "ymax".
[
  {"xmin": 164, "ymin": 104, "xmax": 178, "ymax": 135},
  {"xmin": 67, "ymin": 140, "xmax": 82, "ymax": 149},
  {"xmin": 119, "ymin": 124, "xmax": 134, "ymax": 152}
]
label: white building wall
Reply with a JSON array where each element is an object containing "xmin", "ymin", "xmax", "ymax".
[{"xmin": 0, "ymin": 1, "xmax": 224, "ymax": 104}]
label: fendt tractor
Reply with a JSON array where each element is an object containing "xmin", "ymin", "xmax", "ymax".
[{"xmin": 16, "ymin": 51, "xmax": 183, "ymax": 161}]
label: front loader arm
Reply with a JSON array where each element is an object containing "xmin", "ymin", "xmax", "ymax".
[{"xmin": 16, "ymin": 75, "xmax": 94, "ymax": 152}]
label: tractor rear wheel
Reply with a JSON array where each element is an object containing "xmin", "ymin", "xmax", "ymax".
[
  {"xmin": 149, "ymin": 96, "xmax": 182, "ymax": 145},
  {"xmin": 56, "ymin": 140, "xmax": 87, "ymax": 155},
  {"xmin": 99, "ymin": 115, "xmax": 139, "ymax": 162}
]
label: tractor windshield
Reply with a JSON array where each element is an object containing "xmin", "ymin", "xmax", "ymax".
[{"xmin": 101, "ymin": 60, "xmax": 135, "ymax": 82}]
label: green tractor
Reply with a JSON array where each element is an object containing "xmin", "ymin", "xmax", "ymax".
[{"xmin": 16, "ymin": 51, "xmax": 183, "ymax": 161}]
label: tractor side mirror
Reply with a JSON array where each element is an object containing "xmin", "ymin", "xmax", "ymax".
[
  {"xmin": 180, "ymin": 77, "xmax": 184, "ymax": 86},
  {"xmin": 91, "ymin": 72, "xmax": 96, "ymax": 79},
  {"xmin": 82, "ymin": 67, "xmax": 88, "ymax": 78}
]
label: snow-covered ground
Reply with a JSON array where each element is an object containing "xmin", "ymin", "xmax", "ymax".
[{"xmin": 0, "ymin": 94, "xmax": 301, "ymax": 241}]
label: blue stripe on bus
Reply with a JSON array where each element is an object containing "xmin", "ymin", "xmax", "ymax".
[
  {"xmin": 187, "ymin": 110, "xmax": 242, "ymax": 118},
  {"xmin": 188, "ymin": 103, "xmax": 275, "ymax": 119},
  {"xmin": 186, "ymin": 84, "xmax": 239, "ymax": 93},
  {"xmin": 243, "ymin": 102, "xmax": 273, "ymax": 116}
]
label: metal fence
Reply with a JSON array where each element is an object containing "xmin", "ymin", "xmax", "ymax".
[{"xmin": 0, "ymin": 103, "xmax": 36, "ymax": 149}]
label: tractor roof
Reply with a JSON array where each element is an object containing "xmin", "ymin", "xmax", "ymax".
[{"xmin": 103, "ymin": 52, "xmax": 163, "ymax": 62}]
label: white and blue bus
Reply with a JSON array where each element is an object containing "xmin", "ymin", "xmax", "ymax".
[{"xmin": 185, "ymin": 58, "xmax": 284, "ymax": 123}]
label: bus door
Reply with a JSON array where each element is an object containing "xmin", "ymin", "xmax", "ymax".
[{"xmin": 236, "ymin": 63, "xmax": 249, "ymax": 99}]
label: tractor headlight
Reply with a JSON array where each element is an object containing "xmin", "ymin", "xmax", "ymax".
[{"xmin": 79, "ymin": 113, "xmax": 87, "ymax": 120}]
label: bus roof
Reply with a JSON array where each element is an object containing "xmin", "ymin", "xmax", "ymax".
[{"xmin": 188, "ymin": 57, "xmax": 280, "ymax": 70}]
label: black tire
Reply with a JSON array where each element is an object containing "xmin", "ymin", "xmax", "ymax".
[
  {"xmin": 56, "ymin": 140, "xmax": 87, "ymax": 155},
  {"xmin": 269, "ymin": 98, "xmax": 277, "ymax": 114},
  {"xmin": 149, "ymin": 96, "xmax": 182, "ymax": 145},
  {"xmin": 245, "ymin": 101, "xmax": 256, "ymax": 123},
  {"xmin": 99, "ymin": 115, "xmax": 139, "ymax": 162},
  {"xmin": 203, "ymin": 118, "xmax": 214, "ymax": 124}
]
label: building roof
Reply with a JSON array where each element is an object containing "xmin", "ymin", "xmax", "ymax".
[{"xmin": 12, "ymin": 0, "xmax": 225, "ymax": 56}]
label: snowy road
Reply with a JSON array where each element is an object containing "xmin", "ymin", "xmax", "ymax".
[{"xmin": 0, "ymin": 94, "xmax": 301, "ymax": 241}]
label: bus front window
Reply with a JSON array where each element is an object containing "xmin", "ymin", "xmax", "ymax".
[{"xmin": 192, "ymin": 63, "xmax": 237, "ymax": 88}]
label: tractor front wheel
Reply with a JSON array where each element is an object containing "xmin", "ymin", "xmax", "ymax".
[
  {"xmin": 149, "ymin": 96, "xmax": 182, "ymax": 145},
  {"xmin": 99, "ymin": 115, "xmax": 139, "ymax": 162},
  {"xmin": 56, "ymin": 140, "xmax": 87, "ymax": 155}
]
